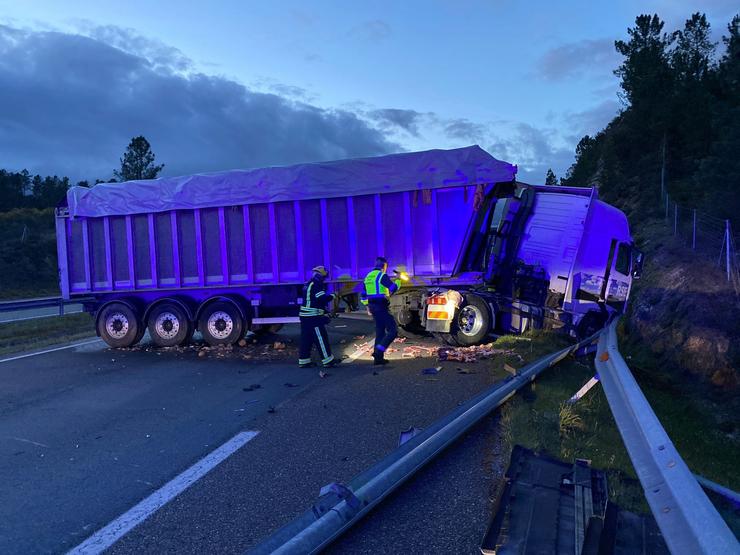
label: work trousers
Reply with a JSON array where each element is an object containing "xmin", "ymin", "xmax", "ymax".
[
  {"xmin": 298, "ymin": 316, "xmax": 334, "ymax": 366},
  {"xmin": 368, "ymin": 302, "xmax": 397, "ymax": 353}
]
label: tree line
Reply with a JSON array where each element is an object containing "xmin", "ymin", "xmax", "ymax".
[
  {"xmin": 0, "ymin": 136, "xmax": 164, "ymax": 213},
  {"xmin": 558, "ymin": 12, "xmax": 739, "ymax": 224}
]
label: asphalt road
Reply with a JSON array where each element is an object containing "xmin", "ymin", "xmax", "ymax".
[{"xmin": 1, "ymin": 318, "xmax": 510, "ymax": 554}]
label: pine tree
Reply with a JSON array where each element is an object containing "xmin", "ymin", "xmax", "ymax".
[
  {"xmin": 113, "ymin": 136, "xmax": 165, "ymax": 182},
  {"xmin": 545, "ymin": 168, "xmax": 558, "ymax": 185}
]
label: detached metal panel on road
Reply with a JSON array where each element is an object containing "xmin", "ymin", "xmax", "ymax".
[{"xmin": 595, "ymin": 319, "xmax": 738, "ymax": 554}]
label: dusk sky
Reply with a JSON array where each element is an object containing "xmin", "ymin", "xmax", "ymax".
[{"xmin": 1, "ymin": 0, "xmax": 737, "ymax": 184}]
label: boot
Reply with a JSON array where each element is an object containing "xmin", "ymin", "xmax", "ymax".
[{"xmin": 373, "ymin": 350, "xmax": 389, "ymax": 365}]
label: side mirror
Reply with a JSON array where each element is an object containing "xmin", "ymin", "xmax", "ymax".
[{"xmin": 632, "ymin": 249, "xmax": 644, "ymax": 280}]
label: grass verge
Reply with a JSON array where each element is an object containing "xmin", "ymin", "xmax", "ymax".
[
  {"xmin": 0, "ymin": 313, "xmax": 96, "ymax": 357},
  {"xmin": 494, "ymin": 330, "xmax": 739, "ymax": 535}
]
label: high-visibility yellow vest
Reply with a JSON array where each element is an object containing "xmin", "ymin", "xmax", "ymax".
[{"xmin": 364, "ymin": 270, "xmax": 390, "ymax": 300}]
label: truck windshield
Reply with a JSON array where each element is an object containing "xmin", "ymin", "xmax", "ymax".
[{"xmin": 614, "ymin": 243, "xmax": 631, "ymax": 275}]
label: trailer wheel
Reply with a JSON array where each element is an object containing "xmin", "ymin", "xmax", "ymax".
[
  {"xmin": 452, "ymin": 294, "xmax": 491, "ymax": 346},
  {"xmin": 148, "ymin": 303, "xmax": 192, "ymax": 347},
  {"xmin": 98, "ymin": 303, "xmax": 141, "ymax": 348},
  {"xmin": 199, "ymin": 301, "xmax": 244, "ymax": 346}
]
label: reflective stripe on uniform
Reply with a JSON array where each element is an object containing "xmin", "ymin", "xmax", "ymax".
[
  {"xmin": 315, "ymin": 327, "xmax": 329, "ymax": 359},
  {"xmin": 300, "ymin": 307, "xmax": 324, "ymax": 316},
  {"xmin": 322, "ymin": 354, "xmax": 334, "ymax": 365},
  {"xmin": 364, "ymin": 270, "xmax": 390, "ymax": 299},
  {"xmin": 298, "ymin": 358, "xmax": 312, "ymax": 365},
  {"xmin": 304, "ymin": 282, "xmax": 314, "ymax": 308}
]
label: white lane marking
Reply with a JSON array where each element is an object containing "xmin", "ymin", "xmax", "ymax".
[
  {"xmin": 342, "ymin": 337, "xmax": 375, "ymax": 364},
  {"xmin": 67, "ymin": 430, "xmax": 260, "ymax": 555},
  {"xmin": 0, "ymin": 338, "xmax": 103, "ymax": 364},
  {"xmin": 9, "ymin": 436, "xmax": 50, "ymax": 448}
]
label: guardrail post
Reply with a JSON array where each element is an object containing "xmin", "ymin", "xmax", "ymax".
[
  {"xmin": 726, "ymin": 220, "xmax": 731, "ymax": 282},
  {"xmin": 674, "ymin": 203, "xmax": 678, "ymax": 236}
]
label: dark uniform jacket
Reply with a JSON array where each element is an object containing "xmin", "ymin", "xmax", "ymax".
[{"xmin": 300, "ymin": 278, "xmax": 334, "ymax": 317}]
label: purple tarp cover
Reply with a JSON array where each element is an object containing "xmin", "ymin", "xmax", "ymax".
[{"xmin": 66, "ymin": 145, "xmax": 517, "ymax": 218}]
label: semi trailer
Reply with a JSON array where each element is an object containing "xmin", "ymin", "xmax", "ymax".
[{"xmin": 56, "ymin": 145, "xmax": 642, "ymax": 348}]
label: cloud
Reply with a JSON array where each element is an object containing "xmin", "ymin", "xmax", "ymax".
[
  {"xmin": 443, "ymin": 118, "xmax": 487, "ymax": 142},
  {"xmin": 487, "ymin": 123, "xmax": 574, "ymax": 184},
  {"xmin": 347, "ymin": 20, "xmax": 392, "ymax": 41},
  {"xmin": 564, "ymin": 99, "xmax": 621, "ymax": 141},
  {"xmin": 367, "ymin": 108, "xmax": 426, "ymax": 137},
  {"xmin": 0, "ymin": 24, "xmax": 396, "ymax": 181},
  {"xmin": 536, "ymin": 38, "xmax": 620, "ymax": 81}
]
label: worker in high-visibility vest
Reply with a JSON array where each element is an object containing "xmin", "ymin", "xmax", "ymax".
[
  {"xmin": 361, "ymin": 257, "xmax": 402, "ymax": 365},
  {"xmin": 298, "ymin": 265, "xmax": 337, "ymax": 368}
]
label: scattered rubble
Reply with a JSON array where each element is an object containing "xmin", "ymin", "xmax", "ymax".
[
  {"xmin": 437, "ymin": 343, "xmax": 524, "ymax": 364},
  {"xmin": 121, "ymin": 337, "xmax": 298, "ymax": 362}
]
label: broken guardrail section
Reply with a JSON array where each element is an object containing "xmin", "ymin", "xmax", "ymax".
[
  {"xmin": 595, "ymin": 319, "xmax": 738, "ymax": 554},
  {"xmin": 248, "ymin": 332, "xmax": 601, "ymax": 554}
]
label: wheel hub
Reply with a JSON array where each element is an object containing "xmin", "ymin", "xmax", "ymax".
[
  {"xmin": 106, "ymin": 312, "xmax": 129, "ymax": 339},
  {"xmin": 207, "ymin": 311, "xmax": 233, "ymax": 339},
  {"xmin": 155, "ymin": 312, "xmax": 180, "ymax": 339},
  {"xmin": 458, "ymin": 305, "xmax": 484, "ymax": 337}
]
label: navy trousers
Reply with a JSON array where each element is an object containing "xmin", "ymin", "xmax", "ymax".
[
  {"xmin": 298, "ymin": 316, "xmax": 334, "ymax": 366},
  {"xmin": 369, "ymin": 303, "xmax": 397, "ymax": 353}
]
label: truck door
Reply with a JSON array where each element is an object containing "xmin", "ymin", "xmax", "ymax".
[{"xmin": 605, "ymin": 241, "xmax": 632, "ymax": 311}]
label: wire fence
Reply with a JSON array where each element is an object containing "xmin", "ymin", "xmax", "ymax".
[{"xmin": 663, "ymin": 193, "xmax": 740, "ymax": 295}]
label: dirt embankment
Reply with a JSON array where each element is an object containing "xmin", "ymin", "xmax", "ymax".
[{"xmin": 625, "ymin": 219, "xmax": 739, "ymax": 389}]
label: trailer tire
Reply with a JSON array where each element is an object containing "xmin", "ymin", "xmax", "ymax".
[
  {"xmin": 148, "ymin": 303, "xmax": 192, "ymax": 347},
  {"xmin": 451, "ymin": 294, "xmax": 491, "ymax": 346},
  {"xmin": 97, "ymin": 303, "xmax": 141, "ymax": 348},
  {"xmin": 199, "ymin": 301, "xmax": 244, "ymax": 346}
]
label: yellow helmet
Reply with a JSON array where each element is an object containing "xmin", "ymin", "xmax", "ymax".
[{"xmin": 312, "ymin": 265, "xmax": 328, "ymax": 277}]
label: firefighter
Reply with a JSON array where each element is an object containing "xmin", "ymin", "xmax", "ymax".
[
  {"xmin": 362, "ymin": 257, "xmax": 402, "ymax": 365},
  {"xmin": 298, "ymin": 265, "xmax": 338, "ymax": 368}
]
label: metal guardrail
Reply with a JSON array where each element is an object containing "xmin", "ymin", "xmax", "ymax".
[
  {"xmin": 595, "ymin": 319, "xmax": 738, "ymax": 554},
  {"xmin": 250, "ymin": 332, "xmax": 601, "ymax": 554},
  {"xmin": 0, "ymin": 296, "xmax": 90, "ymax": 317}
]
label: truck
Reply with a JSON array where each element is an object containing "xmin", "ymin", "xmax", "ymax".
[{"xmin": 56, "ymin": 145, "xmax": 643, "ymax": 348}]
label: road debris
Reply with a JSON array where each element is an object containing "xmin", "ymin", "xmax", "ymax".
[
  {"xmin": 267, "ymin": 406, "xmax": 276, "ymax": 414},
  {"xmin": 401, "ymin": 345, "xmax": 438, "ymax": 358},
  {"xmin": 243, "ymin": 384, "xmax": 261, "ymax": 392},
  {"xmin": 319, "ymin": 370, "xmax": 330, "ymax": 378},
  {"xmin": 437, "ymin": 343, "xmax": 524, "ymax": 363},
  {"xmin": 457, "ymin": 367, "xmax": 475, "ymax": 374},
  {"xmin": 398, "ymin": 427, "xmax": 422, "ymax": 446},
  {"xmin": 421, "ymin": 366, "xmax": 443, "ymax": 375},
  {"xmin": 284, "ymin": 382, "xmax": 299, "ymax": 388}
]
